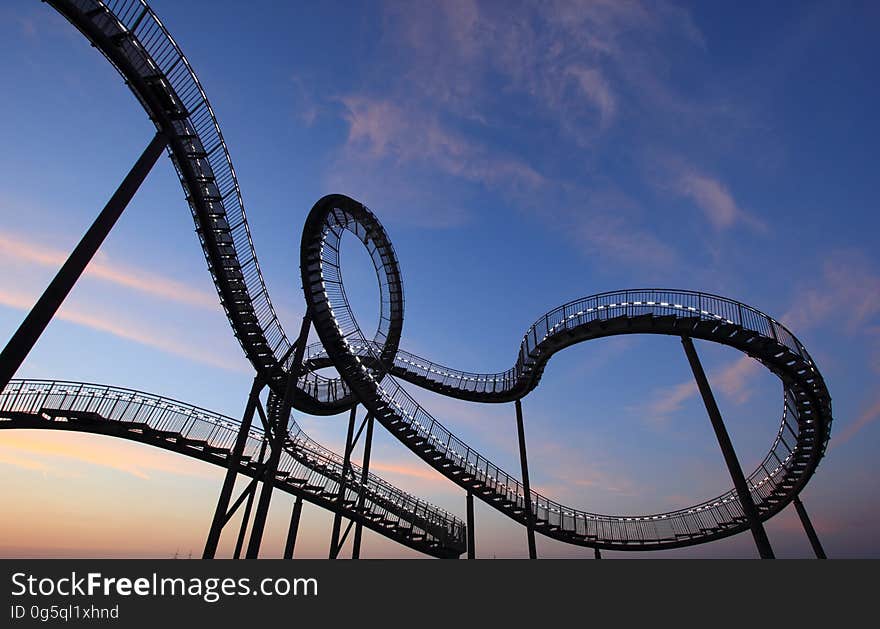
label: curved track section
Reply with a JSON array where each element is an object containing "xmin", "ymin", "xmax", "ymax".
[
  {"xmin": 302, "ymin": 196, "xmax": 832, "ymax": 550},
  {"xmin": 46, "ymin": 0, "xmax": 356, "ymax": 415},
  {"xmin": 0, "ymin": 379, "xmax": 466, "ymax": 558},
  {"xmin": 41, "ymin": 0, "xmax": 833, "ymax": 552}
]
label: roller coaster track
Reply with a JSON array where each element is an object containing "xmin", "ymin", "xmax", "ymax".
[
  {"xmin": 15, "ymin": 0, "xmax": 830, "ymax": 554},
  {"xmin": 0, "ymin": 379, "xmax": 465, "ymax": 558}
]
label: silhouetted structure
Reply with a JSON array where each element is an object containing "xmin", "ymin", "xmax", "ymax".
[{"xmin": 0, "ymin": 0, "xmax": 832, "ymax": 559}]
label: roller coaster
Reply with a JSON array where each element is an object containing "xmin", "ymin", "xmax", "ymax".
[{"xmin": 0, "ymin": 0, "xmax": 832, "ymax": 559}]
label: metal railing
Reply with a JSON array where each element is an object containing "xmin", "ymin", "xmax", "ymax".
[
  {"xmin": 305, "ymin": 289, "xmax": 816, "ymax": 403},
  {"xmin": 0, "ymin": 379, "xmax": 465, "ymax": 548},
  {"xmin": 368, "ymin": 289, "xmax": 811, "ymax": 397},
  {"xmin": 309, "ymin": 239, "xmax": 830, "ymax": 545}
]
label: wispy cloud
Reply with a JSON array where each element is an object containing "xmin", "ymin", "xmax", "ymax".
[
  {"xmin": 710, "ymin": 355, "xmax": 762, "ymax": 403},
  {"xmin": 639, "ymin": 355, "xmax": 761, "ymax": 423},
  {"xmin": 565, "ymin": 66, "xmax": 617, "ymax": 129},
  {"xmin": 381, "ymin": 0, "xmax": 703, "ymax": 143},
  {"xmin": 0, "ymin": 231, "xmax": 217, "ymax": 310},
  {"xmin": 568, "ymin": 335, "xmax": 639, "ymax": 378},
  {"xmin": 652, "ymin": 163, "xmax": 766, "ymax": 233},
  {"xmin": 0, "ymin": 432, "xmax": 219, "ymax": 481},
  {"xmin": 569, "ymin": 211, "xmax": 679, "ymax": 269},
  {"xmin": 780, "ymin": 250, "xmax": 880, "ymax": 333},
  {"xmin": 0, "ymin": 288, "xmax": 246, "ymax": 373},
  {"xmin": 336, "ymin": 96, "xmax": 545, "ymax": 200},
  {"xmin": 335, "ymin": 94, "xmax": 679, "ymax": 270},
  {"xmin": 530, "ymin": 439, "xmax": 640, "ymax": 499},
  {"xmin": 311, "ymin": 0, "xmax": 712, "ymax": 253},
  {"xmin": 368, "ymin": 460, "xmax": 449, "ymax": 484},
  {"xmin": 0, "ymin": 450, "xmax": 58, "ymax": 474},
  {"xmin": 642, "ymin": 380, "xmax": 698, "ymax": 419},
  {"xmin": 677, "ymin": 169, "xmax": 754, "ymax": 230},
  {"xmin": 17, "ymin": 16, "xmax": 36, "ymax": 38},
  {"xmin": 833, "ymin": 398, "xmax": 880, "ymax": 448}
]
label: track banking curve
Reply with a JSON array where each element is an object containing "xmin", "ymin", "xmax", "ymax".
[{"xmin": 33, "ymin": 0, "xmax": 832, "ymax": 553}]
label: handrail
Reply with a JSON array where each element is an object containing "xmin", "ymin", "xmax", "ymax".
[{"xmin": 0, "ymin": 378, "xmax": 465, "ymax": 546}]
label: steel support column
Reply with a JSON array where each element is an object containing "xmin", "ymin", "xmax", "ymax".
[
  {"xmin": 233, "ymin": 440, "xmax": 266, "ymax": 559},
  {"xmin": 245, "ymin": 314, "xmax": 311, "ymax": 558},
  {"xmin": 203, "ymin": 375, "xmax": 263, "ymax": 558},
  {"xmin": 330, "ymin": 405, "xmax": 358, "ymax": 559},
  {"xmin": 681, "ymin": 336, "xmax": 775, "ymax": 559},
  {"xmin": 351, "ymin": 413, "xmax": 374, "ymax": 559},
  {"xmin": 0, "ymin": 132, "xmax": 168, "ymax": 393},
  {"xmin": 515, "ymin": 399, "xmax": 537, "ymax": 559},
  {"xmin": 793, "ymin": 496, "xmax": 827, "ymax": 559},
  {"xmin": 283, "ymin": 496, "xmax": 304, "ymax": 559},
  {"xmin": 466, "ymin": 491, "xmax": 475, "ymax": 559}
]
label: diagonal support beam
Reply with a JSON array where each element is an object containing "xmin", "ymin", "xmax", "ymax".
[
  {"xmin": 246, "ymin": 313, "xmax": 311, "ymax": 558},
  {"xmin": 254, "ymin": 397, "xmax": 272, "ymax": 440},
  {"xmin": 681, "ymin": 336, "xmax": 775, "ymax": 559},
  {"xmin": 515, "ymin": 399, "xmax": 537, "ymax": 559},
  {"xmin": 283, "ymin": 496, "xmax": 304, "ymax": 559},
  {"xmin": 347, "ymin": 411, "xmax": 371, "ymax": 462},
  {"xmin": 330, "ymin": 404, "xmax": 358, "ymax": 559},
  {"xmin": 793, "ymin": 496, "xmax": 827, "ymax": 559},
  {"xmin": 222, "ymin": 464, "xmax": 269, "ymax": 526},
  {"xmin": 351, "ymin": 413, "xmax": 374, "ymax": 559},
  {"xmin": 466, "ymin": 491, "xmax": 475, "ymax": 559},
  {"xmin": 203, "ymin": 375, "xmax": 263, "ymax": 558},
  {"xmin": 0, "ymin": 131, "xmax": 168, "ymax": 393},
  {"xmin": 233, "ymin": 440, "xmax": 267, "ymax": 559},
  {"xmin": 338, "ymin": 518, "xmax": 356, "ymax": 551}
]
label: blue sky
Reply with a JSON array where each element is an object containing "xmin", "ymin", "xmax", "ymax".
[{"xmin": 0, "ymin": 0, "xmax": 877, "ymax": 558}]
